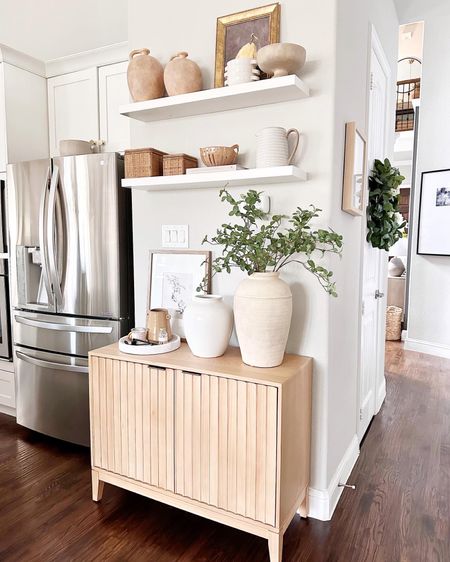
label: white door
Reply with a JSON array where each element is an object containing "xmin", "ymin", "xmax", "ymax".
[
  {"xmin": 47, "ymin": 68, "xmax": 99, "ymax": 157},
  {"xmin": 98, "ymin": 61, "xmax": 131, "ymax": 152},
  {"xmin": 358, "ymin": 31, "xmax": 390, "ymax": 441}
]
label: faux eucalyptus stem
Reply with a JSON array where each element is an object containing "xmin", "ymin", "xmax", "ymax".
[{"xmin": 199, "ymin": 189, "xmax": 343, "ymax": 296}]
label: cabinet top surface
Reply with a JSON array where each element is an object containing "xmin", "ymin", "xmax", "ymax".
[{"xmin": 90, "ymin": 343, "xmax": 312, "ymax": 386}]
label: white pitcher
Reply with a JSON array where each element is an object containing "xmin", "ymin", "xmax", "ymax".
[{"xmin": 256, "ymin": 127, "xmax": 300, "ymax": 168}]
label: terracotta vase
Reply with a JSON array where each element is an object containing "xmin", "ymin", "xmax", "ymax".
[
  {"xmin": 184, "ymin": 295, "xmax": 233, "ymax": 358},
  {"xmin": 127, "ymin": 48, "xmax": 164, "ymax": 101},
  {"xmin": 163, "ymin": 52, "xmax": 203, "ymax": 96},
  {"xmin": 234, "ymin": 272, "xmax": 292, "ymax": 367}
]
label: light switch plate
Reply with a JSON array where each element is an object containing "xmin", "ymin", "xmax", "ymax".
[{"xmin": 162, "ymin": 225, "xmax": 189, "ymax": 248}]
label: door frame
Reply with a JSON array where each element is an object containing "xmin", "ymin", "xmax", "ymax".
[{"xmin": 356, "ymin": 25, "xmax": 392, "ymax": 441}]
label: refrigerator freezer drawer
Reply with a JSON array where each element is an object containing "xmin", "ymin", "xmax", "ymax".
[
  {"xmin": 15, "ymin": 346, "xmax": 89, "ymax": 446},
  {"xmin": 13, "ymin": 311, "xmax": 128, "ymax": 357}
]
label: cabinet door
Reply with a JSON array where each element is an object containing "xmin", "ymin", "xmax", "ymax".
[
  {"xmin": 48, "ymin": 68, "xmax": 99, "ymax": 157},
  {"xmin": 174, "ymin": 371, "xmax": 278, "ymax": 525},
  {"xmin": 0, "ymin": 364, "xmax": 15, "ymax": 412},
  {"xmin": 90, "ymin": 356, "xmax": 175, "ymax": 492},
  {"xmin": 98, "ymin": 62, "xmax": 130, "ymax": 152}
]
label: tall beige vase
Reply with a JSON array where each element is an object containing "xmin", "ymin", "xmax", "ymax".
[{"xmin": 234, "ymin": 272, "xmax": 292, "ymax": 368}]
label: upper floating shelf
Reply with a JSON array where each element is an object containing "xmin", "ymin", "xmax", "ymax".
[
  {"xmin": 122, "ymin": 165, "xmax": 307, "ymax": 192},
  {"xmin": 119, "ymin": 75, "xmax": 309, "ymax": 123}
]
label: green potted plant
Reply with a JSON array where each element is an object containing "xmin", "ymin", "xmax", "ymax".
[
  {"xmin": 200, "ymin": 189, "xmax": 343, "ymax": 367},
  {"xmin": 367, "ymin": 158, "xmax": 406, "ymax": 251}
]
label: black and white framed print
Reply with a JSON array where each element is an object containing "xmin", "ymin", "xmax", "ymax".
[{"xmin": 417, "ymin": 169, "xmax": 450, "ymax": 255}]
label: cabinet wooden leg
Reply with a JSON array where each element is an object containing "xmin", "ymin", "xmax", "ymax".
[
  {"xmin": 92, "ymin": 470, "xmax": 104, "ymax": 502},
  {"xmin": 299, "ymin": 490, "xmax": 309, "ymax": 519},
  {"xmin": 268, "ymin": 532, "xmax": 283, "ymax": 562}
]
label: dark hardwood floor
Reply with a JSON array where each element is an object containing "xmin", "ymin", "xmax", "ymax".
[{"xmin": 0, "ymin": 341, "xmax": 449, "ymax": 561}]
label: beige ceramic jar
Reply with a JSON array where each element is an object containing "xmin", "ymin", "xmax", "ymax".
[
  {"xmin": 234, "ymin": 272, "xmax": 292, "ymax": 368},
  {"xmin": 127, "ymin": 48, "xmax": 164, "ymax": 101},
  {"xmin": 163, "ymin": 52, "xmax": 203, "ymax": 96}
]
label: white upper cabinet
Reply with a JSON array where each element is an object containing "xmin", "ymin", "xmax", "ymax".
[
  {"xmin": 98, "ymin": 61, "xmax": 130, "ymax": 152},
  {"xmin": 47, "ymin": 68, "xmax": 99, "ymax": 157},
  {"xmin": 0, "ymin": 61, "xmax": 48, "ymax": 172}
]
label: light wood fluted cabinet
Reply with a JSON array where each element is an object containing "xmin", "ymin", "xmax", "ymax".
[{"xmin": 89, "ymin": 343, "xmax": 312, "ymax": 562}]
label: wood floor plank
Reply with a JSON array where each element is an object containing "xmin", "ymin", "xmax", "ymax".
[{"xmin": 0, "ymin": 341, "xmax": 449, "ymax": 561}]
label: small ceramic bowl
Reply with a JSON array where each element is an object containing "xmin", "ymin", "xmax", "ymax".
[
  {"xmin": 200, "ymin": 145, "xmax": 239, "ymax": 166},
  {"xmin": 59, "ymin": 139, "xmax": 93, "ymax": 156},
  {"xmin": 257, "ymin": 43, "xmax": 306, "ymax": 78}
]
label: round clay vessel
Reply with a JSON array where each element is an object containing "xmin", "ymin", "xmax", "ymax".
[
  {"xmin": 257, "ymin": 42, "xmax": 306, "ymax": 78},
  {"xmin": 184, "ymin": 295, "xmax": 233, "ymax": 358},
  {"xmin": 234, "ymin": 272, "xmax": 292, "ymax": 368},
  {"xmin": 164, "ymin": 51, "xmax": 203, "ymax": 96},
  {"xmin": 127, "ymin": 48, "xmax": 164, "ymax": 101}
]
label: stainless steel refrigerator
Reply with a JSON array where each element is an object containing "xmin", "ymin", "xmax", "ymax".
[{"xmin": 7, "ymin": 153, "xmax": 134, "ymax": 446}]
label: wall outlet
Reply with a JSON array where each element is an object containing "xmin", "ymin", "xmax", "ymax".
[
  {"xmin": 162, "ymin": 225, "xmax": 189, "ymax": 248},
  {"xmin": 256, "ymin": 193, "xmax": 271, "ymax": 214}
]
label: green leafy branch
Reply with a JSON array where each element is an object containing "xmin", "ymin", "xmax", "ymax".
[{"xmin": 199, "ymin": 189, "xmax": 343, "ymax": 296}]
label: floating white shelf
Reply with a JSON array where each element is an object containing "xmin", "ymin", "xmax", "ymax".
[
  {"xmin": 119, "ymin": 75, "xmax": 309, "ymax": 122},
  {"xmin": 122, "ymin": 165, "xmax": 307, "ymax": 192}
]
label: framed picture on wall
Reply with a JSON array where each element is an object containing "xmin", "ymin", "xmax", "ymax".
[
  {"xmin": 417, "ymin": 168, "xmax": 450, "ymax": 256},
  {"xmin": 214, "ymin": 3, "xmax": 280, "ymax": 88},
  {"xmin": 147, "ymin": 250, "xmax": 211, "ymax": 336},
  {"xmin": 342, "ymin": 122, "xmax": 367, "ymax": 216}
]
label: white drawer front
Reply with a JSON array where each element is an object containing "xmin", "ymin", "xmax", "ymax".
[{"xmin": 0, "ymin": 368, "xmax": 15, "ymax": 408}]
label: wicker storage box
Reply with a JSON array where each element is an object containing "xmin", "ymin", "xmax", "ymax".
[
  {"xmin": 386, "ymin": 305, "xmax": 402, "ymax": 341},
  {"xmin": 124, "ymin": 147, "xmax": 167, "ymax": 178},
  {"xmin": 163, "ymin": 153, "xmax": 198, "ymax": 176}
]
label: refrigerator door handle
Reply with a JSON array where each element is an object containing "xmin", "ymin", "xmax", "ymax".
[
  {"xmin": 47, "ymin": 165, "xmax": 64, "ymax": 308},
  {"xmin": 14, "ymin": 315, "xmax": 113, "ymax": 333},
  {"xmin": 16, "ymin": 350, "xmax": 89, "ymax": 374},
  {"xmin": 38, "ymin": 167, "xmax": 54, "ymax": 304}
]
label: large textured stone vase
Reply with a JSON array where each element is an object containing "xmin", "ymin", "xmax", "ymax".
[
  {"xmin": 127, "ymin": 48, "xmax": 164, "ymax": 101},
  {"xmin": 234, "ymin": 272, "xmax": 292, "ymax": 368},
  {"xmin": 184, "ymin": 295, "xmax": 233, "ymax": 358}
]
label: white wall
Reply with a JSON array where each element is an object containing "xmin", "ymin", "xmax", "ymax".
[
  {"xmin": 0, "ymin": 0, "xmax": 127, "ymax": 61},
  {"xmin": 396, "ymin": 1, "xmax": 450, "ymax": 355},
  {"xmin": 328, "ymin": 0, "xmax": 398, "ymax": 484}
]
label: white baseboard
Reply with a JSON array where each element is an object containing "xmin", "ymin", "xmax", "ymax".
[
  {"xmin": 307, "ymin": 434, "xmax": 359, "ymax": 521},
  {"xmin": 376, "ymin": 376, "xmax": 386, "ymax": 413},
  {"xmin": 404, "ymin": 337, "xmax": 450, "ymax": 359},
  {"xmin": 0, "ymin": 404, "xmax": 15, "ymax": 417}
]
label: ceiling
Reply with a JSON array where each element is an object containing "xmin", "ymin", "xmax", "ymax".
[{"xmin": 0, "ymin": 0, "xmax": 127, "ymax": 61}]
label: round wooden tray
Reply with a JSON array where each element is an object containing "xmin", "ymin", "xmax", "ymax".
[{"xmin": 118, "ymin": 334, "xmax": 181, "ymax": 355}]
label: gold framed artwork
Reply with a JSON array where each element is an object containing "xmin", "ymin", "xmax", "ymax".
[
  {"xmin": 342, "ymin": 122, "xmax": 367, "ymax": 216},
  {"xmin": 214, "ymin": 3, "xmax": 281, "ymax": 88}
]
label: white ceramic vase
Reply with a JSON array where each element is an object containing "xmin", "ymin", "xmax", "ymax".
[
  {"xmin": 234, "ymin": 272, "xmax": 292, "ymax": 368},
  {"xmin": 184, "ymin": 295, "xmax": 233, "ymax": 358}
]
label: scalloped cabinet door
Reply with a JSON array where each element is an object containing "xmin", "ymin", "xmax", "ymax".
[{"xmin": 174, "ymin": 370, "xmax": 278, "ymax": 526}]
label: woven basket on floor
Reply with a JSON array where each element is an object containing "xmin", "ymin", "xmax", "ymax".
[{"xmin": 386, "ymin": 306, "xmax": 402, "ymax": 341}]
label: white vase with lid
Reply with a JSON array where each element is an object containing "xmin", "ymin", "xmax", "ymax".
[
  {"xmin": 184, "ymin": 295, "xmax": 233, "ymax": 358},
  {"xmin": 234, "ymin": 272, "xmax": 292, "ymax": 368}
]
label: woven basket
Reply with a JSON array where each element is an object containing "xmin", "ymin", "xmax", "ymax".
[
  {"xmin": 163, "ymin": 153, "xmax": 198, "ymax": 176},
  {"xmin": 386, "ymin": 306, "xmax": 402, "ymax": 341},
  {"xmin": 124, "ymin": 147, "xmax": 167, "ymax": 178}
]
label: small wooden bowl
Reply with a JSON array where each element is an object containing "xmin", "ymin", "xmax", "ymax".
[{"xmin": 200, "ymin": 144, "xmax": 239, "ymax": 167}]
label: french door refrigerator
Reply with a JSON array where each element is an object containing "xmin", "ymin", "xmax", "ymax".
[{"xmin": 7, "ymin": 153, "xmax": 134, "ymax": 446}]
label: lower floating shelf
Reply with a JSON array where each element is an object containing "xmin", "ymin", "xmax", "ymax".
[{"xmin": 122, "ymin": 165, "xmax": 307, "ymax": 192}]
